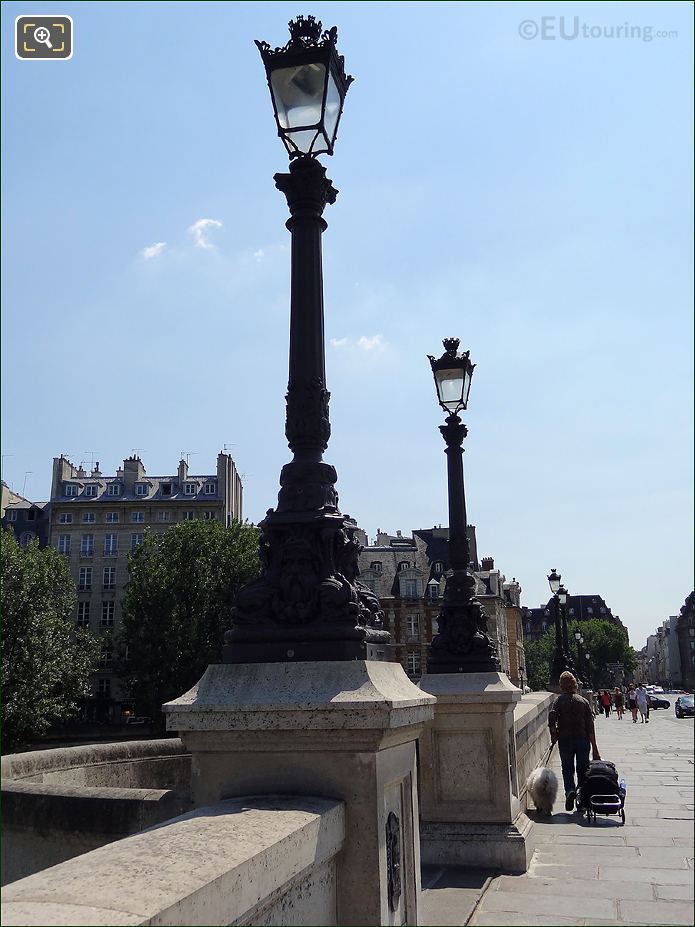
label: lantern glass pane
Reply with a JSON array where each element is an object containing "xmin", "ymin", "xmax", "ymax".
[
  {"xmin": 324, "ymin": 71, "xmax": 342, "ymax": 144},
  {"xmin": 271, "ymin": 63, "xmax": 326, "ymax": 135},
  {"xmin": 435, "ymin": 369, "xmax": 465, "ymax": 411},
  {"xmin": 286, "ymin": 128, "xmax": 322, "ymax": 155}
]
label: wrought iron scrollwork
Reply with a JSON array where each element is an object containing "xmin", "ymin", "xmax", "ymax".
[{"xmin": 385, "ymin": 811, "xmax": 402, "ymax": 912}]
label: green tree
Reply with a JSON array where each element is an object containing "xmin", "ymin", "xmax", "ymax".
[
  {"xmin": 118, "ymin": 519, "xmax": 261, "ymax": 727},
  {"xmin": 1, "ymin": 530, "xmax": 100, "ymax": 752},
  {"xmin": 569, "ymin": 620, "xmax": 637, "ymax": 685},
  {"xmin": 525, "ymin": 631, "xmax": 555, "ymax": 690},
  {"xmin": 524, "ymin": 619, "xmax": 637, "ymax": 691}
]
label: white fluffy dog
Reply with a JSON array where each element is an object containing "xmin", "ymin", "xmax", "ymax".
[{"xmin": 526, "ymin": 766, "xmax": 559, "ymax": 816}]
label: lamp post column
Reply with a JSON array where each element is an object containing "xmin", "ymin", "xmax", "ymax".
[
  {"xmin": 427, "ymin": 413, "xmax": 500, "ymax": 673},
  {"xmin": 549, "ymin": 595, "xmax": 566, "ymax": 686}
]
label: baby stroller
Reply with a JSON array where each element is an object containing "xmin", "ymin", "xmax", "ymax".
[{"xmin": 577, "ymin": 759, "xmax": 626, "ymax": 824}]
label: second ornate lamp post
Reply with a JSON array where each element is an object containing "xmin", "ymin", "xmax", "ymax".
[
  {"xmin": 224, "ymin": 16, "xmax": 390, "ymax": 664},
  {"xmin": 548, "ymin": 568, "xmax": 571, "ymax": 685},
  {"xmin": 425, "ymin": 338, "xmax": 500, "ymax": 673}
]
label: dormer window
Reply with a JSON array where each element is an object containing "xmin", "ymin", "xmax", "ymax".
[
  {"xmin": 398, "ymin": 561, "xmax": 410, "ymax": 572},
  {"xmin": 184, "ymin": 483, "xmax": 196, "ymax": 495},
  {"xmin": 370, "ymin": 561, "xmax": 382, "ymax": 573},
  {"xmin": 204, "ymin": 482, "xmax": 216, "ymax": 495},
  {"xmin": 84, "ymin": 485, "xmax": 98, "ymax": 497},
  {"xmin": 161, "ymin": 484, "xmax": 172, "ymax": 496},
  {"xmin": 135, "ymin": 484, "xmax": 149, "ymax": 496},
  {"xmin": 65, "ymin": 484, "xmax": 78, "ymax": 497},
  {"xmin": 107, "ymin": 484, "xmax": 121, "ymax": 496},
  {"xmin": 432, "ymin": 561, "xmax": 444, "ymax": 574}
]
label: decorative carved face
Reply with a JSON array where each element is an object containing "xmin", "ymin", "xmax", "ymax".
[{"xmin": 279, "ymin": 537, "xmax": 320, "ymax": 602}]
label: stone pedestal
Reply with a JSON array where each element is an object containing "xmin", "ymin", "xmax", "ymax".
[
  {"xmin": 418, "ymin": 671, "xmax": 534, "ymax": 872},
  {"xmin": 164, "ymin": 661, "xmax": 435, "ymax": 927}
]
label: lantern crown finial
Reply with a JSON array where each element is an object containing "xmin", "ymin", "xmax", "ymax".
[
  {"xmin": 288, "ymin": 15, "xmax": 324, "ymax": 46},
  {"xmin": 442, "ymin": 337, "xmax": 460, "ymax": 355}
]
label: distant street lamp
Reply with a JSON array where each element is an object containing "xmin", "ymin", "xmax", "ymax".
[
  {"xmin": 548, "ymin": 569, "xmax": 573, "ymax": 685},
  {"xmin": 426, "ymin": 338, "xmax": 500, "ymax": 673},
  {"xmin": 224, "ymin": 16, "xmax": 389, "ymax": 664}
]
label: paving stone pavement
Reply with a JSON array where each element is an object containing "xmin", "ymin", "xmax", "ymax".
[{"xmin": 422, "ymin": 701, "xmax": 693, "ymax": 926}]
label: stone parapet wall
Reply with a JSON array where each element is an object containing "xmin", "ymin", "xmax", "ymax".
[
  {"xmin": 514, "ymin": 692, "xmax": 554, "ymax": 809},
  {"xmin": 2, "ymin": 739, "xmax": 191, "ymax": 884},
  {"xmin": 1, "ymin": 796, "xmax": 345, "ymax": 927}
]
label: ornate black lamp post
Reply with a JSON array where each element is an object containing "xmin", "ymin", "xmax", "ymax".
[
  {"xmin": 548, "ymin": 569, "xmax": 570, "ymax": 685},
  {"xmin": 425, "ymin": 338, "xmax": 500, "ymax": 674},
  {"xmin": 224, "ymin": 16, "xmax": 389, "ymax": 664},
  {"xmin": 557, "ymin": 582, "xmax": 576, "ymax": 676}
]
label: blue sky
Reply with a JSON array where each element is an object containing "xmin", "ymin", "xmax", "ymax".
[{"xmin": 2, "ymin": 1, "xmax": 692, "ymax": 649}]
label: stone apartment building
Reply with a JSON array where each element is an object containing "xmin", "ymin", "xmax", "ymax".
[
  {"xmin": 1, "ymin": 483, "xmax": 50, "ymax": 548},
  {"xmin": 356, "ymin": 526, "xmax": 523, "ymax": 683},
  {"xmin": 48, "ymin": 452, "xmax": 243, "ymax": 721},
  {"xmin": 523, "ymin": 593, "xmax": 629, "ymax": 645}
]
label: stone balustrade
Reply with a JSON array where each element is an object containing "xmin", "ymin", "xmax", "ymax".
[
  {"xmin": 513, "ymin": 692, "xmax": 555, "ymax": 810},
  {"xmin": 1, "ymin": 795, "xmax": 345, "ymax": 926}
]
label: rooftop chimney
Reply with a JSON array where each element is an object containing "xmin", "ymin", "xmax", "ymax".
[
  {"xmin": 178, "ymin": 459, "xmax": 189, "ymax": 483},
  {"xmin": 481, "ymin": 556, "xmax": 495, "ymax": 571}
]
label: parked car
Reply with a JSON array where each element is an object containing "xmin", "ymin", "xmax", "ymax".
[
  {"xmin": 675, "ymin": 695, "xmax": 694, "ymax": 718},
  {"xmin": 125, "ymin": 716, "xmax": 153, "ymax": 726},
  {"xmin": 647, "ymin": 694, "xmax": 671, "ymax": 710}
]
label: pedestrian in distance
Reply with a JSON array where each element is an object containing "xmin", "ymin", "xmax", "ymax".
[
  {"xmin": 600, "ymin": 689, "xmax": 612, "ymax": 719},
  {"xmin": 635, "ymin": 683, "xmax": 649, "ymax": 723},
  {"xmin": 549, "ymin": 671, "xmax": 601, "ymax": 812},
  {"xmin": 627, "ymin": 684, "xmax": 638, "ymax": 722},
  {"xmin": 614, "ymin": 687, "xmax": 625, "ymax": 720}
]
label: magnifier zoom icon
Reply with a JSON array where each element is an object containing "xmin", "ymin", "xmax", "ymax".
[{"xmin": 34, "ymin": 26, "xmax": 53, "ymax": 48}]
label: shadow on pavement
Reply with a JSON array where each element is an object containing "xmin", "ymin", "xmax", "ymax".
[{"xmin": 421, "ymin": 864, "xmax": 496, "ymax": 926}]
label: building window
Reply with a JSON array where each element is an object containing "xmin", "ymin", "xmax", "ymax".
[
  {"xmin": 105, "ymin": 512, "xmax": 119, "ymax": 523},
  {"xmin": 131, "ymin": 533, "xmax": 144, "ymax": 551},
  {"xmin": 587, "ymin": 607, "xmax": 593, "ymax": 615},
  {"xmin": 103, "ymin": 566, "xmax": 116, "ymax": 589},
  {"xmin": 59, "ymin": 513, "xmax": 73, "ymax": 524},
  {"xmin": 183, "ymin": 511, "xmax": 195, "ymax": 521},
  {"xmin": 77, "ymin": 602, "xmax": 91, "ymax": 627},
  {"xmin": 600, "ymin": 607, "xmax": 606, "ymax": 614},
  {"xmin": 370, "ymin": 561, "xmax": 382, "ymax": 573},
  {"xmin": 203, "ymin": 511, "xmax": 217, "ymax": 520},
  {"xmin": 184, "ymin": 483, "xmax": 196, "ymax": 495},
  {"xmin": 161, "ymin": 483, "xmax": 172, "ymax": 496},
  {"xmin": 157, "ymin": 511, "xmax": 171, "ymax": 523},
  {"xmin": 135, "ymin": 484, "xmax": 148, "ymax": 496},
  {"xmin": 525, "ymin": 621, "xmax": 532, "ymax": 634},
  {"xmin": 204, "ymin": 482, "xmax": 216, "ymax": 495},
  {"xmin": 131, "ymin": 512, "xmax": 145, "ymax": 523},
  {"xmin": 407, "ymin": 613, "xmax": 421, "ymax": 641},
  {"xmin": 398, "ymin": 561, "xmax": 410, "ymax": 572},
  {"xmin": 568, "ymin": 608, "xmax": 575, "ymax": 615},
  {"xmin": 6, "ymin": 510, "xmax": 18, "ymax": 522},
  {"xmin": 104, "ymin": 534, "xmax": 118, "ymax": 556},
  {"xmin": 82, "ymin": 512, "xmax": 96, "ymax": 523},
  {"xmin": 361, "ymin": 576, "xmax": 377, "ymax": 594},
  {"xmin": 406, "ymin": 652, "xmax": 421, "ymax": 677},
  {"xmin": 541, "ymin": 621, "xmax": 547, "ymax": 632},
  {"xmin": 58, "ymin": 534, "xmax": 71, "ymax": 555},
  {"xmin": 78, "ymin": 567, "xmax": 92, "ymax": 591},
  {"xmin": 97, "ymin": 678, "xmax": 111, "ymax": 698},
  {"xmin": 99, "ymin": 646, "xmax": 113, "ymax": 669},
  {"xmin": 107, "ymin": 484, "xmax": 121, "ymax": 496},
  {"xmin": 19, "ymin": 532, "xmax": 34, "ymax": 548},
  {"xmin": 64, "ymin": 484, "xmax": 78, "ymax": 497},
  {"xmin": 80, "ymin": 534, "xmax": 94, "ymax": 556},
  {"xmin": 26, "ymin": 510, "xmax": 36, "ymax": 521},
  {"xmin": 101, "ymin": 601, "xmax": 115, "ymax": 627},
  {"xmin": 432, "ymin": 561, "xmax": 444, "ymax": 574},
  {"xmin": 401, "ymin": 578, "xmax": 418, "ymax": 598},
  {"xmin": 84, "ymin": 485, "xmax": 98, "ymax": 497}
]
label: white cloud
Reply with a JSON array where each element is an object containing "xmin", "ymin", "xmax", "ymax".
[
  {"xmin": 253, "ymin": 249, "xmax": 265, "ymax": 261},
  {"xmin": 329, "ymin": 335, "xmax": 386, "ymax": 354},
  {"xmin": 357, "ymin": 335, "xmax": 384, "ymax": 352},
  {"xmin": 140, "ymin": 241, "xmax": 167, "ymax": 260},
  {"xmin": 189, "ymin": 218, "xmax": 222, "ymax": 250}
]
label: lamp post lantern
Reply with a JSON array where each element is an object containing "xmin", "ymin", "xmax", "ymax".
[
  {"xmin": 224, "ymin": 16, "xmax": 390, "ymax": 664},
  {"xmin": 426, "ymin": 338, "xmax": 500, "ymax": 673}
]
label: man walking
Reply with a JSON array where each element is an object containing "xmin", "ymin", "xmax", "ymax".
[
  {"xmin": 635, "ymin": 684, "xmax": 650, "ymax": 723},
  {"xmin": 549, "ymin": 671, "xmax": 601, "ymax": 811}
]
